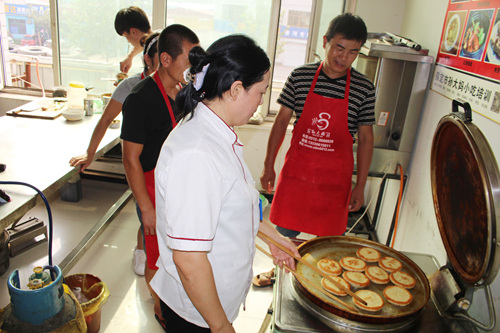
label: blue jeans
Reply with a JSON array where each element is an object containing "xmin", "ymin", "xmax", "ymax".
[{"xmin": 276, "ymin": 226, "xmax": 301, "ymax": 238}]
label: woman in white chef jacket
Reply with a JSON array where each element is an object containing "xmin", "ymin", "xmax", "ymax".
[{"xmin": 152, "ymin": 34, "xmax": 300, "ymax": 333}]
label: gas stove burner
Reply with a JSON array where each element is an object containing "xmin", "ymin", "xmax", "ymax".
[{"xmin": 272, "ymin": 254, "xmax": 475, "ymax": 333}]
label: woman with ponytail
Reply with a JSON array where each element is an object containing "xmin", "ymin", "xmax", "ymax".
[{"xmin": 152, "ymin": 34, "xmax": 300, "ymax": 333}]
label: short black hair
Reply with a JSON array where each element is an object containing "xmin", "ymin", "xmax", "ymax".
[
  {"xmin": 325, "ymin": 13, "xmax": 367, "ymax": 45},
  {"xmin": 114, "ymin": 6, "xmax": 151, "ymax": 35},
  {"xmin": 158, "ymin": 24, "xmax": 199, "ymax": 61}
]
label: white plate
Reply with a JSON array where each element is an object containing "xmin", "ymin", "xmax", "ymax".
[
  {"xmin": 62, "ymin": 109, "xmax": 84, "ymax": 121},
  {"xmin": 444, "ymin": 14, "xmax": 460, "ymax": 52}
]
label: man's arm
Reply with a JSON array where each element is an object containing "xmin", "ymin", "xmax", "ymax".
[
  {"xmin": 349, "ymin": 125, "xmax": 374, "ymax": 212},
  {"xmin": 69, "ymin": 99, "xmax": 123, "ymax": 171},
  {"xmin": 260, "ymin": 105, "xmax": 293, "ymax": 192},
  {"xmin": 120, "ymin": 45, "xmax": 143, "ymax": 73},
  {"xmin": 122, "ymin": 140, "xmax": 156, "ymax": 235}
]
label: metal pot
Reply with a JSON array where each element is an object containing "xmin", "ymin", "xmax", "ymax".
[{"xmin": 292, "ymin": 236, "xmax": 430, "ymax": 325}]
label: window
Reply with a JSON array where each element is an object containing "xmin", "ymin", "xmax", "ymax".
[
  {"xmin": 1, "ymin": 1, "xmax": 152, "ymax": 94},
  {"xmin": 2, "ymin": 1, "xmax": 52, "ymax": 90},
  {"xmin": 57, "ymin": 0, "xmax": 153, "ymax": 93},
  {"xmin": 166, "ymin": 0, "xmax": 272, "ymax": 54},
  {"xmin": 269, "ymin": 0, "xmax": 313, "ymax": 115},
  {"xmin": 288, "ymin": 10, "xmax": 310, "ymax": 28},
  {"xmin": 8, "ymin": 18, "xmax": 27, "ymax": 35},
  {"xmin": 0, "ymin": 0, "xmax": 346, "ymax": 115}
]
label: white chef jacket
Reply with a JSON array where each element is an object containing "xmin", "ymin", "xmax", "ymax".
[{"xmin": 152, "ymin": 102, "xmax": 260, "ymax": 328}]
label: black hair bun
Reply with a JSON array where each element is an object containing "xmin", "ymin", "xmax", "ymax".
[{"xmin": 188, "ymin": 46, "xmax": 208, "ymax": 73}]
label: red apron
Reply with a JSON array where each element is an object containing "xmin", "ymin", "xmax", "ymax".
[
  {"xmin": 270, "ymin": 62, "xmax": 353, "ymax": 236},
  {"xmin": 143, "ymin": 71, "xmax": 178, "ymax": 270}
]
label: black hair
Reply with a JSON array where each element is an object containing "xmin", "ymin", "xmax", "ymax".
[
  {"xmin": 114, "ymin": 6, "xmax": 151, "ymax": 35},
  {"xmin": 325, "ymin": 13, "xmax": 367, "ymax": 45},
  {"xmin": 140, "ymin": 32, "xmax": 160, "ymax": 72},
  {"xmin": 158, "ymin": 24, "xmax": 199, "ymax": 62},
  {"xmin": 175, "ymin": 34, "xmax": 270, "ymax": 121}
]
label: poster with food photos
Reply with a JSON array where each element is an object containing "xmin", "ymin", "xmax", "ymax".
[{"xmin": 433, "ymin": 0, "xmax": 500, "ymax": 124}]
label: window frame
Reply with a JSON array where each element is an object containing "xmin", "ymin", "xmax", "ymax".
[{"xmin": 1, "ymin": 0, "xmax": 354, "ymax": 113}]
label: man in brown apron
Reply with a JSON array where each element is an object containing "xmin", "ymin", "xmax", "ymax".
[{"xmin": 262, "ymin": 13, "xmax": 375, "ymax": 239}]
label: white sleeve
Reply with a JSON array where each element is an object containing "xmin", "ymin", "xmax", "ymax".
[{"xmin": 161, "ymin": 150, "xmax": 226, "ymax": 252}]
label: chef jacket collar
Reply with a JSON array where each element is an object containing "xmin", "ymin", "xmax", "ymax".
[{"xmin": 198, "ymin": 102, "xmax": 243, "ymax": 147}]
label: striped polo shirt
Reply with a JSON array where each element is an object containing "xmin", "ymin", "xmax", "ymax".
[{"xmin": 277, "ymin": 62, "xmax": 376, "ymax": 140}]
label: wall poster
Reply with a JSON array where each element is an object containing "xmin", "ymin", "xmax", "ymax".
[{"xmin": 432, "ymin": 0, "xmax": 500, "ymax": 124}]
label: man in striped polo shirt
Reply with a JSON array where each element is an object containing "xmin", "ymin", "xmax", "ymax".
[{"xmin": 262, "ymin": 13, "xmax": 375, "ymax": 239}]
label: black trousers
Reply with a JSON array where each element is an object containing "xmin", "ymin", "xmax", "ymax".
[{"xmin": 160, "ymin": 299, "xmax": 211, "ymax": 333}]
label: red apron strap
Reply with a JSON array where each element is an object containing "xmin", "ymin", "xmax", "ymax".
[{"xmin": 153, "ymin": 71, "xmax": 178, "ymax": 128}]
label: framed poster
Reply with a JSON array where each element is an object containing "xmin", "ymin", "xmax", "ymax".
[{"xmin": 433, "ymin": 0, "xmax": 500, "ymax": 124}]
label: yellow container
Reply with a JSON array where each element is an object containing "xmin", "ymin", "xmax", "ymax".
[{"xmin": 65, "ymin": 274, "xmax": 109, "ymax": 333}]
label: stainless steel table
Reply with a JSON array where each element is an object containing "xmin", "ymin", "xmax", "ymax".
[
  {"xmin": 0, "ymin": 102, "xmax": 121, "ymax": 230},
  {"xmin": 0, "ymin": 100, "xmax": 132, "ymax": 274}
]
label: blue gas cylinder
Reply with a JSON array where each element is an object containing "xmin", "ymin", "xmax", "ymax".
[{"xmin": 7, "ymin": 265, "xmax": 65, "ymax": 325}]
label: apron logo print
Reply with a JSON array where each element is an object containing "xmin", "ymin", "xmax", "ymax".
[{"xmin": 312, "ymin": 112, "xmax": 331, "ymax": 131}]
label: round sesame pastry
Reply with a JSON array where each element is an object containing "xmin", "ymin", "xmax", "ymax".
[
  {"xmin": 353, "ymin": 290, "xmax": 384, "ymax": 312},
  {"xmin": 343, "ymin": 271, "xmax": 370, "ymax": 288},
  {"xmin": 356, "ymin": 247, "xmax": 381, "ymax": 262},
  {"xmin": 379, "ymin": 256, "xmax": 403, "ymax": 273},
  {"xmin": 321, "ymin": 276, "xmax": 351, "ymax": 296},
  {"xmin": 365, "ymin": 265, "xmax": 390, "ymax": 284},
  {"xmin": 390, "ymin": 270, "xmax": 416, "ymax": 289},
  {"xmin": 317, "ymin": 258, "xmax": 342, "ymax": 276},
  {"xmin": 340, "ymin": 256, "xmax": 367, "ymax": 272},
  {"xmin": 383, "ymin": 285, "xmax": 413, "ymax": 306}
]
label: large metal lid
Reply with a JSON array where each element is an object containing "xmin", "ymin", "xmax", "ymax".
[{"xmin": 430, "ymin": 100, "xmax": 500, "ymax": 285}]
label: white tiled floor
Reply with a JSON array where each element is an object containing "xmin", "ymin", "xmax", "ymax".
[{"xmin": 0, "ymin": 179, "xmax": 282, "ymax": 332}]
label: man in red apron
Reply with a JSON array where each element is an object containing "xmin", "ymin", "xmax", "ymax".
[
  {"xmin": 262, "ymin": 13, "xmax": 375, "ymax": 238},
  {"xmin": 121, "ymin": 25, "xmax": 199, "ymax": 327}
]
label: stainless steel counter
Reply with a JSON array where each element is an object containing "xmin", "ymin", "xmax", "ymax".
[{"xmin": 0, "ymin": 100, "xmax": 121, "ymax": 230}]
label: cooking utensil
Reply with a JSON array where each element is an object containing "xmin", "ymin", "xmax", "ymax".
[
  {"xmin": 257, "ymin": 231, "xmax": 367, "ymax": 305},
  {"xmin": 293, "ymin": 236, "xmax": 430, "ymax": 324},
  {"xmin": 255, "ymin": 243, "xmax": 359, "ymax": 313},
  {"xmin": 428, "ymin": 99, "xmax": 498, "ymax": 330},
  {"xmin": 431, "ymin": 99, "xmax": 500, "ymax": 286}
]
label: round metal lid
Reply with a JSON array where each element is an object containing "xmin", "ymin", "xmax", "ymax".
[{"xmin": 430, "ymin": 100, "xmax": 500, "ymax": 285}]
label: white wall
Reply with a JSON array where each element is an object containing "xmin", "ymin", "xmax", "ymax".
[
  {"xmin": 235, "ymin": 123, "xmax": 292, "ymax": 192},
  {"xmin": 355, "ymin": 0, "xmax": 406, "ymax": 34}
]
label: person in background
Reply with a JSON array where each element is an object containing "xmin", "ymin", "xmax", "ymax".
[
  {"xmin": 120, "ymin": 24, "xmax": 199, "ymax": 329},
  {"xmin": 69, "ymin": 32, "xmax": 160, "ymax": 277},
  {"xmin": 152, "ymin": 34, "xmax": 300, "ymax": 333},
  {"xmin": 114, "ymin": 6, "xmax": 152, "ymax": 73},
  {"xmin": 254, "ymin": 13, "xmax": 375, "ymax": 286}
]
